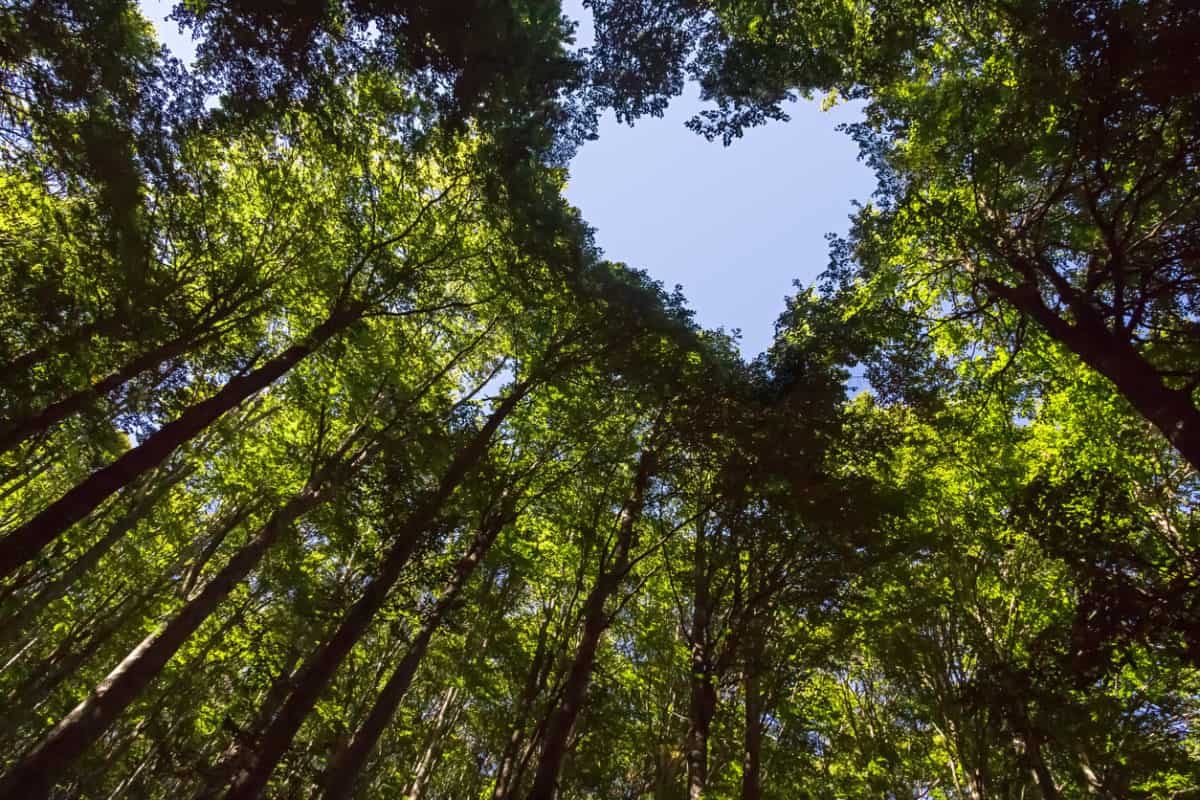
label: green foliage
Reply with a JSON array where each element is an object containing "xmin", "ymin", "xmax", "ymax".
[{"xmin": 1, "ymin": 2, "xmax": 1197, "ymax": 799}]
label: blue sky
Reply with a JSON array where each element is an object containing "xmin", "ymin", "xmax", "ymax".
[
  {"xmin": 558, "ymin": 0, "xmax": 875, "ymax": 356},
  {"xmin": 565, "ymin": 90, "xmax": 873, "ymax": 355},
  {"xmin": 141, "ymin": 0, "xmax": 875, "ymax": 356}
]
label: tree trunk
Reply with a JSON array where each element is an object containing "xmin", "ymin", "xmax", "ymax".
[
  {"xmin": 525, "ymin": 449, "xmax": 656, "ymax": 800},
  {"xmin": 0, "ymin": 462, "xmax": 191, "ymax": 643},
  {"xmin": 320, "ymin": 505, "xmax": 510, "ymax": 799},
  {"xmin": 1015, "ymin": 720, "xmax": 1059, "ymax": 800},
  {"xmin": 179, "ymin": 503, "xmax": 254, "ymax": 599},
  {"xmin": 685, "ymin": 666, "xmax": 715, "ymax": 800},
  {"xmin": 0, "ymin": 303, "xmax": 365, "ymax": 580},
  {"xmin": 985, "ymin": 277, "xmax": 1200, "ymax": 471},
  {"xmin": 3, "ymin": 315, "xmax": 122, "ymax": 378},
  {"xmin": 492, "ymin": 611, "xmax": 553, "ymax": 800},
  {"xmin": 196, "ymin": 652, "xmax": 303, "ymax": 800},
  {"xmin": 740, "ymin": 543, "xmax": 766, "ymax": 800},
  {"xmin": 741, "ymin": 668, "xmax": 763, "ymax": 800},
  {"xmin": 404, "ymin": 687, "xmax": 461, "ymax": 800},
  {"xmin": 685, "ymin": 522, "xmax": 713, "ymax": 800},
  {"xmin": 221, "ymin": 383, "xmax": 531, "ymax": 800},
  {"xmin": 0, "ymin": 445, "xmax": 357, "ymax": 800},
  {"xmin": 0, "ymin": 327, "xmax": 209, "ymax": 454},
  {"xmin": 7, "ymin": 582, "xmax": 157, "ymax": 725}
]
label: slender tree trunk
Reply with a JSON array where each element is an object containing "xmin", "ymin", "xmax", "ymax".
[
  {"xmin": 0, "ymin": 327, "xmax": 209, "ymax": 454},
  {"xmin": 320, "ymin": 504, "xmax": 511, "ymax": 799},
  {"xmin": 740, "ymin": 548, "xmax": 766, "ymax": 800},
  {"xmin": 685, "ymin": 523, "xmax": 712, "ymax": 800},
  {"xmin": 1026, "ymin": 736, "xmax": 1060, "ymax": 800},
  {"xmin": 996, "ymin": 680, "xmax": 1059, "ymax": 800},
  {"xmin": 0, "ymin": 452, "xmax": 52, "ymax": 510},
  {"xmin": 110, "ymin": 595, "xmax": 262, "ymax": 798},
  {"xmin": 179, "ymin": 503, "xmax": 253, "ymax": 599},
  {"xmin": 0, "ymin": 438, "xmax": 362, "ymax": 800},
  {"xmin": 196, "ymin": 652, "xmax": 303, "ymax": 800},
  {"xmin": 0, "ymin": 635, "xmax": 39, "ymax": 678},
  {"xmin": 685, "ymin": 663, "xmax": 715, "ymax": 800},
  {"xmin": 985, "ymin": 277, "xmax": 1200, "ymax": 471},
  {"xmin": 525, "ymin": 449, "xmax": 656, "ymax": 800},
  {"xmin": 404, "ymin": 687, "xmax": 462, "ymax": 800},
  {"xmin": 0, "ymin": 462, "xmax": 191, "ymax": 642},
  {"xmin": 1075, "ymin": 748, "xmax": 1112, "ymax": 799},
  {"xmin": 221, "ymin": 383, "xmax": 531, "ymax": 800},
  {"xmin": 90, "ymin": 601, "xmax": 243, "ymax": 799},
  {"xmin": 0, "ymin": 303, "xmax": 365, "ymax": 580},
  {"xmin": 7, "ymin": 583, "xmax": 154, "ymax": 726},
  {"xmin": 492, "ymin": 611, "xmax": 553, "ymax": 800},
  {"xmin": 741, "ymin": 663, "xmax": 763, "ymax": 800},
  {"xmin": 525, "ymin": 603, "xmax": 605, "ymax": 800},
  {"xmin": 218, "ymin": 544, "xmax": 422, "ymax": 799},
  {"xmin": 3, "ymin": 315, "xmax": 121, "ymax": 378}
]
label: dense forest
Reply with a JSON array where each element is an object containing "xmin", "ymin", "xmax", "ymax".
[{"xmin": 1, "ymin": 1, "xmax": 1198, "ymax": 798}]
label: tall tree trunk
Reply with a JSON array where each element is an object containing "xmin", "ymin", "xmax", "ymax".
[
  {"xmin": 685, "ymin": 663, "xmax": 715, "ymax": 800},
  {"xmin": 740, "ymin": 657, "xmax": 763, "ymax": 800},
  {"xmin": 525, "ymin": 449, "xmax": 656, "ymax": 800},
  {"xmin": 524, "ymin": 588, "xmax": 607, "ymax": 800},
  {"xmin": 996, "ymin": 679, "xmax": 1059, "ymax": 800},
  {"xmin": 1025, "ymin": 735, "xmax": 1060, "ymax": 800},
  {"xmin": 220, "ymin": 383, "xmax": 531, "ymax": 800},
  {"xmin": 0, "ymin": 436, "xmax": 365, "ymax": 800},
  {"xmin": 985, "ymin": 276, "xmax": 1200, "ymax": 471},
  {"xmin": 1011, "ymin": 706, "xmax": 1059, "ymax": 800},
  {"xmin": 320, "ymin": 503, "xmax": 511, "ymax": 799},
  {"xmin": 196, "ymin": 652, "xmax": 303, "ymax": 800},
  {"xmin": 685, "ymin": 521, "xmax": 714, "ymax": 800},
  {"xmin": 6, "ymin": 581, "xmax": 157, "ymax": 728},
  {"xmin": 2, "ymin": 315, "xmax": 123, "ymax": 378},
  {"xmin": 1074, "ymin": 748, "xmax": 1112, "ymax": 799},
  {"xmin": 0, "ymin": 461, "xmax": 191, "ymax": 643},
  {"xmin": 393, "ymin": 598, "xmax": 501, "ymax": 800},
  {"xmin": 178, "ymin": 503, "xmax": 254, "ymax": 599},
  {"xmin": 404, "ymin": 687, "xmax": 462, "ymax": 800},
  {"xmin": 740, "ymin": 549, "xmax": 766, "ymax": 800},
  {"xmin": 0, "ymin": 326, "xmax": 210, "ymax": 454},
  {"xmin": 492, "ymin": 610, "xmax": 553, "ymax": 800},
  {"xmin": 0, "ymin": 302, "xmax": 365, "ymax": 580},
  {"xmin": 89, "ymin": 597, "xmax": 255, "ymax": 798}
]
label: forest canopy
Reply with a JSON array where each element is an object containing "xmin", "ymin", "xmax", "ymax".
[{"xmin": 0, "ymin": 1, "xmax": 1198, "ymax": 798}]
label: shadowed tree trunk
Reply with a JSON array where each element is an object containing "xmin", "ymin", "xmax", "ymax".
[
  {"xmin": 320, "ymin": 500, "xmax": 513, "ymax": 799},
  {"xmin": 403, "ymin": 687, "xmax": 462, "ymax": 800},
  {"xmin": 196, "ymin": 651, "xmax": 304, "ymax": 799},
  {"xmin": 0, "ymin": 460, "xmax": 191, "ymax": 644},
  {"xmin": 492, "ymin": 608, "xmax": 554, "ymax": 800},
  {"xmin": 4, "ymin": 581, "xmax": 157, "ymax": 728},
  {"xmin": 0, "ymin": 327, "xmax": 213, "ymax": 455},
  {"xmin": 0, "ymin": 429, "xmax": 372, "ymax": 800},
  {"xmin": 220, "ymin": 382, "xmax": 532, "ymax": 800},
  {"xmin": 1006, "ymin": 697, "xmax": 1060, "ymax": 800},
  {"xmin": 525, "ymin": 448, "xmax": 656, "ymax": 800},
  {"xmin": 740, "ymin": 636, "xmax": 764, "ymax": 800},
  {"xmin": 0, "ymin": 302, "xmax": 367, "ymax": 580},
  {"xmin": 740, "ymin": 550, "xmax": 766, "ymax": 800},
  {"xmin": 3, "ymin": 315, "xmax": 123, "ymax": 378},
  {"xmin": 685, "ymin": 521, "xmax": 714, "ymax": 800},
  {"xmin": 984, "ymin": 274, "xmax": 1200, "ymax": 472},
  {"xmin": 0, "ymin": 278, "xmax": 275, "ymax": 455}
]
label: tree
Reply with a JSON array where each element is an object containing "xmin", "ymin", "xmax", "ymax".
[
  {"xmin": 588, "ymin": 0, "xmax": 1200, "ymax": 470},
  {"xmin": 3, "ymin": 2, "xmax": 1199, "ymax": 798}
]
